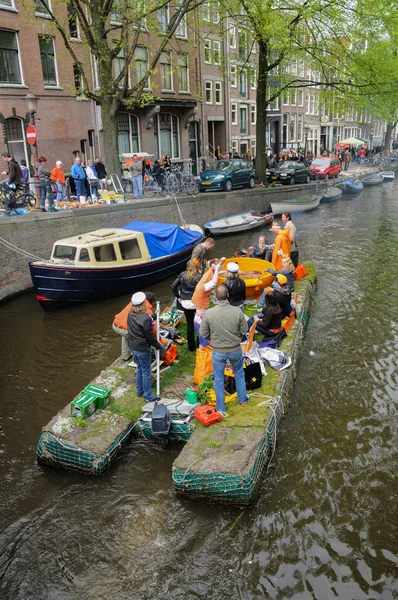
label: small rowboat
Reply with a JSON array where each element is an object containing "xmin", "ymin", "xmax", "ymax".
[
  {"xmin": 204, "ymin": 210, "xmax": 273, "ymax": 235},
  {"xmin": 218, "ymin": 257, "xmax": 275, "ymax": 300},
  {"xmin": 362, "ymin": 174, "xmax": 384, "ymax": 186},
  {"xmin": 319, "ymin": 187, "xmax": 343, "ymax": 202},
  {"xmin": 379, "ymin": 171, "xmax": 395, "ymax": 182},
  {"xmin": 270, "ymin": 195, "xmax": 320, "ymax": 215},
  {"xmin": 336, "ymin": 178, "xmax": 363, "ymax": 194}
]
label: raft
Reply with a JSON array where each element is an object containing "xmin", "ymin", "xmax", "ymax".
[{"xmin": 218, "ymin": 257, "xmax": 275, "ymax": 300}]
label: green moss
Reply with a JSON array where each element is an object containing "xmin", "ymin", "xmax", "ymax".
[
  {"xmin": 208, "ymin": 440, "xmax": 221, "ymax": 448},
  {"xmin": 72, "ymin": 417, "xmax": 88, "ymax": 429}
]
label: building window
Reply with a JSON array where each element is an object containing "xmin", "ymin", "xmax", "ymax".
[
  {"xmin": 34, "ymin": 0, "xmax": 51, "ymax": 17},
  {"xmin": 175, "ymin": 0, "xmax": 187, "ymax": 37},
  {"xmin": 212, "ymin": 0, "xmax": 219, "ymax": 23},
  {"xmin": 134, "ymin": 46, "xmax": 149, "ymax": 87},
  {"xmin": 298, "ymin": 90, "xmax": 303, "ymax": 106},
  {"xmin": 291, "ymin": 59, "xmax": 297, "ymax": 74},
  {"xmin": 204, "ymin": 39, "xmax": 211, "ymax": 64},
  {"xmin": 239, "ymin": 71, "xmax": 247, "ymax": 98},
  {"xmin": 0, "ymin": 0, "xmax": 14, "ymax": 7},
  {"xmin": 310, "ymin": 94, "xmax": 315, "ymax": 115},
  {"xmin": 158, "ymin": 5, "xmax": 169, "ymax": 33},
  {"xmin": 39, "ymin": 35, "xmax": 57, "ymax": 86},
  {"xmin": 215, "ymin": 81, "xmax": 222, "ymax": 104},
  {"xmin": 298, "ymin": 60, "xmax": 304, "ymax": 76},
  {"xmin": 113, "ymin": 45, "xmax": 128, "ymax": 84},
  {"xmin": 177, "ymin": 52, "xmax": 189, "ymax": 92},
  {"xmin": 250, "ymin": 66, "xmax": 256, "ymax": 90},
  {"xmin": 132, "ymin": 0, "xmax": 145, "ymax": 28},
  {"xmin": 117, "ymin": 113, "xmax": 139, "ymax": 154},
  {"xmin": 154, "ymin": 113, "xmax": 180, "ymax": 159},
  {"xmin": 251, "ymin": 139, "xmax": 256, "ymax": 157},
  {"xmin": 202, "ymin": 1, "xmax": 210, "ymax": 21},
  {"xmin": 231, "ymin": 103, "xmax": 237, "ymax": 125},
  {"xmin": 73, "ymin": 64, "xmax": 83, "ymax": 95},
  {"xmin": 230, "ymin": 64, "xmax": 237, "ymax": 87},
  {"xmin": 229, "ymin": 23, "xmax": 236, "ymax": 48},
  {"xmin": 68, "ymin": 4, "xmax": 79, "ymax": 39},
  {"xmin": 283, "ymin": 113, "xmax": 288, "ymax": 147},
  {"xmin": 290, "ymin": 113, "xmax": 296, "ymax": 140},
  {"xmin": 282, "ymin": 89, "xmax": 289, "ymax": 105},
  {"xmin": 232, "ymin": 139, "xmax": 239, "ymax": 154},
  {"xmin": 297, "ymin": 113, "xmax": 303, "ymax": 141},
  {"xmin": 240, "ymin": 106, "xmax": 247, "ymax": 134},
  {"xmin": 238, "ymin": 30, "xmax": 247, "ymax": 59},
  {"xmin": 251, "ymin": 104, "xmax": 256, "ymax": 125},
  {"xmin": 205, "ymin": 80, "xmax": 212, "ymax": 104},
  {"xmin": 110, "ymin": 3, "xmax": 123, "ymax": 24},
  {"xmin": 213, "ymin": 40, "xmax": 221, "ymax": 65},
  {"xmin": 306, "ymin": 93, "xmax": 310, "ymax": 114},
  {"xmin": 160, "ymin": 51, "xmax": 172, "ymax": 90},
  {"xmin": 0, "ymin": 30, "xmax": 22, "ymax": 84}
]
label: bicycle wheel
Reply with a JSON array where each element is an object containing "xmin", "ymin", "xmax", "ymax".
[
  {"xmin": 143, "ymin": 178, "xmax": 160, "ymax": 198},
  {"xmin": 21, "ymin": 193, "xmax": 38, "ymax": 213},
  {"xmin": 185, "ymin": 178, "xmax": 199, "ymax": 196},
  {"xmin": 164, "ymin": 172, "xmax": 180, "ymax": 194}
]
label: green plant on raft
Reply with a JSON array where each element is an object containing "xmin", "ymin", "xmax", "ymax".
[
  {"xmin": 197, "ymin": 374, "xmax": 214, "ymax": 403},
  {"xmin": 72, "ymin": 417, "xmax": 88, "ymax": 428},
  {"xmin": 208, "ymin": 440, "xmax": 221, "ymax": 448}
]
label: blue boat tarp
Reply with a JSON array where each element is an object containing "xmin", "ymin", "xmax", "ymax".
[{"xmin": 122, "ymin": 222, "xmax": 201, "ymax": 259}]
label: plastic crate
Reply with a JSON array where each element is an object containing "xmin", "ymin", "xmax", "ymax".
[
  {"xmin": 71, "ymin": 393, "xmax": 97, "ymax": 419},
  {"xmin": 83, "ymin": 384, "xmax": 110, "ymax": 410}
]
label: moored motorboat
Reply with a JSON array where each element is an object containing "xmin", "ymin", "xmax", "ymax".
[
  {"xmin": 379, "ymin": 171, "xmax": 395, "ymax": 182},
  {"xmin": 204, "ymin": 210, "xmax": 273, "ymax": 235},
  {"xmin": 336, "ymin": 178, "xmax": 363, "ymax": 194},
  {"xmin": 29, "ymin": 222, "xmax": 203, "ymax": 310},
  {"xmin": 218, "ymin": 257, "xmax": 275, "ymax": 299},
  {"xmin": 319, "ymin": 187, "xmax": 343, "ymax": 202},
  {"xmin": 362, "ymin": 174, "xmax": 384, "ymax": 186},
  {"xmin": 270, "ymin": 195, "xmax": 320, "ymax": 214}
]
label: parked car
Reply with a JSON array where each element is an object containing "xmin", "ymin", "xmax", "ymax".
[
  {"xmin": 310, "ymin": 157, "xmax": 341, "ymax": 179},
  {"xmin": 199, "ymin": 159, "xmax": 255, "ymax": 192},
  {"xmin": 269, "ymin": 161, "xmax": 311, "ymax": 185}
]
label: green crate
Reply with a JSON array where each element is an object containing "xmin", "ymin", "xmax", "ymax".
[
  {"xmin": 71, "ymin": 393, "xmax": 97, "ymax": 419},
  {"xmin": 83, "ymin": 384, "xmax": 111, "ymax": 410}
]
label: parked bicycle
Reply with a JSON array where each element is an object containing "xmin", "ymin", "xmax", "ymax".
[{"xmin": 0, "ymin": 183, "xmax": 37, "ymax": 214}]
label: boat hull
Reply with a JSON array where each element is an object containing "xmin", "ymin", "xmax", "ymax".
[
  {"xmin": 363, "ymin": 175, "xmax": 384, "ymax": 187},
  {"xmin": 270, "ymin": 196, "xmax": 320, "ymax": 214},
  {"xmin": 379, "ymin": 171, "xmax": 395, "ymax": 182},
  {"xmin": 319, "ymin": 188, "xmax": 343, "ymax": 203},
  {"xmin": 205, "ymin": 211, "xmax": 273, "ymax": 235},
  {"xmin": 218, "ymin": 257, "xmax": 275, "ymax": 300},
  {"xmin": 30, "ymin": 244, "xmax": 201, "ymax": 310},
  {"xmin": 337, "ymin": 179, "xmax": 363, "ymax": 194}
]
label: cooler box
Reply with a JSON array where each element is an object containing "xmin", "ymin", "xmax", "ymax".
[
  {"xmin": 71, "ymin": 393, "xmax": 97, "ymax": 419},
  {"xmin": 83, "ymin": 384, "xmax": 110, "ymax": 410},
  {"xmin": 194, "ymin": 404, "xmax": 222, "ymax": 426}
]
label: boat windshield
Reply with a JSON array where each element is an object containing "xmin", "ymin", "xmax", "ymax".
[
  {"xmin": 312, "ymin": 158, "xmax": 330, "ymax": 167},
  {"xmin": 53, "ymin": 245, "xmax": 77, "ymax": 260}
]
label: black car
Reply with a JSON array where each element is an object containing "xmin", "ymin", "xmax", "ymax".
[{"xmin": 269, "ymin": 161, "xmax": 311, "ymax": 185}]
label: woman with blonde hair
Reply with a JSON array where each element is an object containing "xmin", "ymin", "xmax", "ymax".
[
  {"xmin": 171, "ymin": 260, "xmax": 201, "ymax": 351},
  {"xmin": 266, "ymin": 256, "xmax": 295, "ymax": 293}
]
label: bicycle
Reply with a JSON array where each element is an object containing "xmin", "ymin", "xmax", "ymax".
[{"xmin": 0, "ymin": 183, "xmax": 38, "ymax": 214}]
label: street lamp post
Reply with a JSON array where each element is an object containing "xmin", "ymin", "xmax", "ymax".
[{"xmin": 23, "ymin": 93, "xmax": 40, "ymax": 197}]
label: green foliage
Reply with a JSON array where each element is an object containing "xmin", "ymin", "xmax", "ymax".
[{"xmin": 197, "ymin": 374, "xmax": 214, "ymax": 403}]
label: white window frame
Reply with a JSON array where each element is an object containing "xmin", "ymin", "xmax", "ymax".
[
  {"xmin": 251, "ymin": 139, "xmax": 256, "ymax": 157},
  {"xmin": 0, "ymin": 29, "xmax": 24, "ymax": 86},
  {"xmin": 297, "ymin": 113, "xmax": 303, "ymax": 141},
  {"xmin": 34, "ymin": 0, "xmax": 52, "ymax": 19},
  {"xmin": 0, "ymin": 0, "xmax": 17, "ymax": 12},
  {"xmin": 305, "ymin": 93, "xmax": 310, "ymax": 114},
  {"xmin": 213, "ymin": 40, "xmax": 221, "ymax": 66},
  {"xmin": 250, "ymin": 67, "xmax": 256, "ymax": 90},
  {"xmin": 134, "ymin": 46, "xmax": 150, "ymax": 89},
  {"xmin": 158, "ymin": 4, "xmax": 169, "ymax": 33},
  {"xmin": 204, "ymin": 39, "xmax": 211, "ymax": 64},
  {"xmin": 202, "ymin": 1, "xmax": 210, "ymax": 21},
  {"xmin": 290, "ymin": 113, "xmax": 296, "ymax": 141},
  {"xmin": 251, "ymin": 104, "xmax": 256, "ymax": 125},
  {"xmin": 160, "ymin": 50, "xmax": 173, "ymax": 91},
  {"xmin": 282, "ymin": 89, "xmax": 289, "ymax": 105},
  {"xmin": 175, "ymin": 0, "xmax": 187, "ymax": 38},
  {"xmin": 229, "ymin": 23, "xmax": 236, "ymax": 49},
  {"xmin": 110, "ymin": 3, "xmax": 123, "ymax": 25},
  {"xmin": 39, "ymin": 35, "xmax": 59, "ymax": 88},
  {"xmin": 291, "ymin": 59, "xmax": 297, "ymax": 74},
  {"xmin": 113, "ymin": 44, "xmax": 131, "ymax": 88},
  {"xmin": 240, "ymin": 106, "xmax": 248, "ymax": 134},
  {"xmin": 68, "ymin": 5, "xmax": 80, "ymax": 40},
  {"xmin": 231, "ymin": 102, "xmax": 237, "ymax": 125},
  {"xmin": 205, "ymin": 80, "xmax": 212, "ymax": 104},
  {"xmin": 298, "ymin": 60, "xmax": 304, "ymax": 76},
  {"xmin": 230, "ymin": 64, "xmax": 237, "ymax": 87},
  {"xmin": 290, "ymin": 88, "xmax": 296, "ymax": 106},
  {"xmin": 298, "ymin": 90, "xmax": 304, "ymax": 106},
  {"xmin": 177, "ymin": 52, "xmax": 189, "ymax": 93},
  {"xmin": 239, "ymin": 70, "xmax": 247, "ymax": 98},
  {"xmin": 117, "ymin": 113, "xmax": 141, "ymax": 154},
  {"xmin": 232, "ymin": 139, "xmax": 239, "ymax": 154},
  {"xmin": 212, "ymin": 1, "xmax": 220, "ymax": 23},
  {"xmin": 310, "ymin": 94, "xmax": 315, "ymax": 115},
  {"xmin": 215, "ymin": 81, "xmax": 222, "ymax": 105}
]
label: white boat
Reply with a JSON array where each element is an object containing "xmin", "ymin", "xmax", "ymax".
[
  {"xmin": 270, "ymin": 195, "xmax": 320, "ymax": 215},
  {"xmin": 379, "ymin": 171, "xmax": 395, "ymax": 182},
  {"xmin": 204, "ymin": 210, "xmax": 273, "ymax": 234}
]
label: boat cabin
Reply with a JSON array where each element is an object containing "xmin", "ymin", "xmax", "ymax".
[{"xmin": 50, "ymin": 229, "xmax": 151, "ymax": 266}]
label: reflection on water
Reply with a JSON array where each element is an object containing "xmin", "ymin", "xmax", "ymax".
[{"xmin": 0, "ymin": 184, "xmax": 398, "ymax": 599}]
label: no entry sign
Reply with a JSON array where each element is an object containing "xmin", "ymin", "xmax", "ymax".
[{"xmin": 26, "ymin": 125, "xmax": 37, "ymax": 145}]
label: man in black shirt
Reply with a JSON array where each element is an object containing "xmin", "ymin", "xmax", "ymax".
[{"xmin": 1, "ymin": 153, "xmax": 23, "ymax": 216}]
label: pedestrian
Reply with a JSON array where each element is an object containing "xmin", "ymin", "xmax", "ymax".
[
  {"xmin": 171, "ymin": 260, "xmax": 201, "ymax": 351},
  {"xmin": 37, "ymin": 156, "xmax": 55, "ymax": 212},
  {"xmin": 1, "ymin": 152, "xmax": 23, "ymax": 216},
  {"xmin": 94, "ymin": 157, "xmax": 107, "ymax": 189},
  {"xmin": 224, "ymin": 262, "xmax": 246, "ymax": 310},
  {"xmin": 359, "ymin": 147, "xmax": 366, "ymax": 164},
  {"xmin": 200, "ymin": 284, "xmax": 249, "ymax": 416},
  {"xmin": 191, "ymin": 237, "xmax": 215, "ymax": 273},
  {"xmin": 71, "ymin": 157, "xmax": 87, "ymax": 200},
  {"xmin": 20, "ymin": 159, "xmax": 30, "ymax": 187},
  {"xmin": 86, "ymin": 159, "xmax": 99, "ymax": 202},
  {"xmin": 129, "ymin": 154, "xmax": 143, "ymax": 198},
  {"xmin": 281, "ymin": 212, "xmax": 298, "ymax": 266},
  {"xmin": 127, "ymin": 292, "xmax": 162, "ymax": 402},
  {"xmin": 50, "ymin": 160, "xmax": 66, "ymax": 202},
  {"xmin": 344, "ymin": 149, "xmax": 351, "ymax": 171}
]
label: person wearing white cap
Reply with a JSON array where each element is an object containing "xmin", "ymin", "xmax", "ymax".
[
  {"xmin": 50, "ymin": 160, "xmax": 66, "ymax": 203},
  {"xmin": 127, "ymin": 292, "xmax": 162, "ymax": 402},
  {"xmin": 224, "ymin": 262, "xmax": 246, "ymax": 311}
]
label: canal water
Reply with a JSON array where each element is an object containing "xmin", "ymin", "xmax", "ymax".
[{"xmin": 0, "ymin": 183, "xmax": 397, "ymax": 600}]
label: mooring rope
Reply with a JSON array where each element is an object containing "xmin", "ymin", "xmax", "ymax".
[
  {"xmin": 0, "ymin": 235, "xmax": 45, "ymax": 261},
  {"xmin": 167, "ymin": 193, "xmax": 187, "ymax": 228}
]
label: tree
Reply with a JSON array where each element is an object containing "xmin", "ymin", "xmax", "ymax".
[{"xmin": 30, "ymin": 0, "xmax": 204, "ymax": 172}]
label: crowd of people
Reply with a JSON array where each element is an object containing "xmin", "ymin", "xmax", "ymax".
[{"xmin": 112, "ymin": 212, "xmax": 299, "ymax": 417}]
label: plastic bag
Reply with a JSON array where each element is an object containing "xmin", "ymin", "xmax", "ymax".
[
  {"xmin": 193, "ymin": 346, "xmax": 213, "ymax": 385},
  {"xmin": 259, "ymin": 348, "xmax": 291, "ymax": 371}
]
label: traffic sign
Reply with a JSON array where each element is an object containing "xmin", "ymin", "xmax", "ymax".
[{"xmin": 26, "ymin": 124, "xmax": 37, "ymax": 145}]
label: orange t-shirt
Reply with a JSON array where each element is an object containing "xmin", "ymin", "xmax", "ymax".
[
  {"xmin": 50, "ymin": 166, "xmax": 66, "ymax": 185},
  {"xmin": 272, "ymin": 229, "xmax": 291, "ymax": 270},
  {"xmin": 191, "ymin": 269, "xmax": 215, "ymax": 310},
  {"xmin": 113, "ymin": 300, "xmax": 153, "ymax": 330}
]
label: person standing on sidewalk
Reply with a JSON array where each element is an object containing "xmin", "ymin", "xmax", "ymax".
[
  {"xmin": 200, "ymin": 284, "xmax": 249, "ymax": 417},
  {"xmin": 94, "ymin": 157, "xmax": 107, "ymax": 189},
  {"xmin": 129, "ymin": 154, "xmax": 143, "ymax": 198},
  {"xmin": 344, "ymin": 149, "xmax": 351, "ymax": 171},
  {"xmin": 86, "ymin": 160, "xmax": 99, "ymax": 202},
  {"xmin": 37, "ymin": 156, "xmax": 55, "ymax": 212},
  {"xmin": 50, "ymin": 161, "xmax": 66, "ymax": 203},
  {"xmin": 71, "ymin": 157, "xmax": 86, "ymax": 200}
]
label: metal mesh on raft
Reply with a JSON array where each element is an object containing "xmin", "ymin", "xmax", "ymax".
[{"xmin": 37, "ymin": 423, "xmax": 134, "ymax": 475}]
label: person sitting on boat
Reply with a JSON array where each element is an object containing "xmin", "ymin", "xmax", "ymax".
[
  {"xmin": 281, "ymin": 212, "xmax": 298, "ymax": 267},
  {"xmin": 200, "ymin": 285, "xmax": 249, "ymax": 417},
  {"xmin": 249, "ymin": 235, "xmax": 273, "ymax": 260},
  {"xmin": 266, "ymin": 257, "xmax": 295, "ymax": 293},
  {"xmin": 274, "ymin": 274, "xmax": 292, "ymax": 319},
  {"xmin": 224, "ymin": 262, "xmax": 246, "ymax": 311},
  {"xmin": 113, "ymin": 292, "xmax": 156, "ymax": 361},
  {"xmin": 246, "ymin": 289, "xmax": 282, "ymax": 338},
  {"xmin": 171, "ymin": 260, "xmax": 201, "ymax": 352},
  {"xmin": 127, "ymin": 292, "xmax": 162, "ymax": 403},
  {"xmin": 269, "ymin": 223, "xmax": 291, "ymax": 271},
  {"xmin": 191, "ymin": 237, "xmax": 215, "ymax": 273}
]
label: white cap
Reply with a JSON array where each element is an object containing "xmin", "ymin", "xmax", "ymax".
[
  {"xmin": 56, "ymin": 160, "xmax": 63, "ymax": 165},
  {"xmin": 131, "ymin": 292, "xmax": 146, "ymax": 306},
  {"xmin": 227, "ymin": 262, "xmax": 239, "ymax": 273}
]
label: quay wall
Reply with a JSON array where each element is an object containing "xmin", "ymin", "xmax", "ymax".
[{"xmin": 0, "ymin": 184, "xmax": 315, "ymax": 302}]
